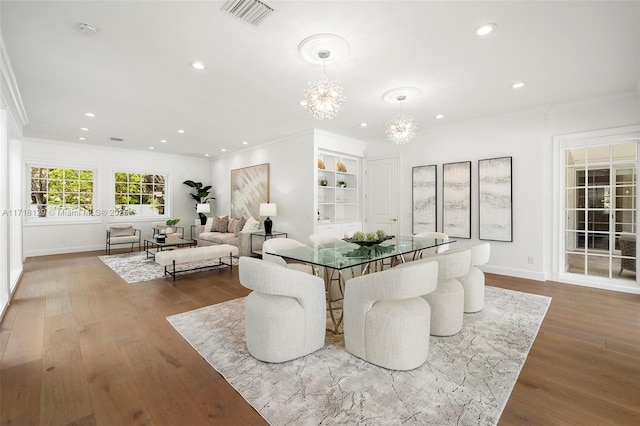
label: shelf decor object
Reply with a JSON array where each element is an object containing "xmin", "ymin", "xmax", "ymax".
[
  {"xmin": 478, "ymin": 156, "xmax": 512, "ymax": 242},
  {"xmin": 412, "ymin": 164, "xmax": 437, "ymax": 234},
  {"xmin": 299, "ymin": 34, "xmax": 349, "ymax": 120},
  {"xmin": 443, "ymin": 161, "xmax": 471, "ymax": 239},
  {"xmin": 259, "ymin": 202, "xmax": 277, "ymax": 235}
]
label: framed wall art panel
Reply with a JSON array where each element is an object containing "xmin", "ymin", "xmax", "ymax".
[
  {"xmin": 412, "ymin": 164, "xmax": 437, "ymax": 234},
  {"xmin": 443, "ymin": 161, "xmax": 471, "ymax": 239},
  {"xmin": 478, "ymin": 156, "xmax": 512, "ymax": 242},
  {"xmin": 231, "ymin": 163, "xmax": 269, "ymax": 220}
]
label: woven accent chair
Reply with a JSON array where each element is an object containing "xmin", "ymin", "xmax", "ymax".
[
  {"xmin": 105, "ymin": 223, "xmax": 141, "ymax": 255},
  {"xmin": 619, "ymin": 234, "xmax": 636, "ymax": 276}
]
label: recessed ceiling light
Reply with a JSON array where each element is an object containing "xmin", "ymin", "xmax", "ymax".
[
  {"xmin": 149, "ymin": 146, "xmax": 155, "ymax": 150},
  {"xmin": 160, "ymin": 139, "xmax": 167, "ymax": 143},
  {"xmin": 242, "ymin": 141, "xmax": 248, "ymax": 145},
  {"xmin": 80, "ymin": 127, "xmax": 90, "ymax": 131},
  {"xmin": 474, "ymin": 23, "xmax": 496, "ymax": 37},
  {"xmin": 221, "ymin": 148, "xmax": 227, "ymax": 152},
  {"xmin": 84, "ymin": 112, "xmax": 95, "ymax": 118},
  {"xmin": 191, "ymin": 61, "xmax": 206, "ymax": 70},
  {"xmin": 299, "ymin": 100, "xmax": 308, "ymax": 106},
  {"xmin": 178, "ymin": 129, "xmax": 185, "ymax": 134},
  {"xmin": 435, "ymin": 114, "xmax": 445, "ymax": 119},
  {"xmin": 77, "ymin": 137, "xmax": 86, "ymax": 141},
  {"xmin": 511, "ymin": 81, "xmax": 526, "ymax": 89},
  {"xmin": 359, "ymin": 122, "xmax": 368, "ymax": 127},
  {"xmin": 204, "ymin": 153, "xmax": 210, "ymax": 157}
]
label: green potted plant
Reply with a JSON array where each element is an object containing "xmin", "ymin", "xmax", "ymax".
[
  {"xmin": 165, "ymin": 218, "xmax": 180, "ymax": 234},
  {"xmin": 337, "ymin": 180, "xmax": 347, "ymax": 188},
  {"xmin": 183, "ymin": 180, "xmax": 215, "ymax": 225}
]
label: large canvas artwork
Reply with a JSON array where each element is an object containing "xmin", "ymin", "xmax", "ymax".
[
  {"xmin": 412, "ymin": 165, "xmax": 437, "ymax": 234},
  {"xmin": 443, "ymin": 161, "xmax": 471, "ymax": 239},
  {"xmin": 231, "ymin": 163, "xmax": 269, "ymax": 220},
  {"xmin": 479, "ymin": 156, "xmax": 513, "ymax": 241}
]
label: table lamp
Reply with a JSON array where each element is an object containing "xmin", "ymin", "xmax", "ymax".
[
  {"xmin": 259, "ymin": 202, "xmax": 277, "ymax": 235},
  {"xmin": 196, "ymin": 203, "xmax": 210, "ymax": 225}
]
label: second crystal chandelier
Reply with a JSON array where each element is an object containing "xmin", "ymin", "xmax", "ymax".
[
  {"xmin": 303, "ymin": 50, "xmax": 345, "ymax": 120},
  {"xmin": 386, "ymin": 95, "xmax": 417, "ymax": 145}
]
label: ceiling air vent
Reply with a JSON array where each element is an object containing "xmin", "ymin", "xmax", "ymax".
[
  {"xmin": 221, "ymin": 0, "xmax": 274, "ymax": 26},
  {"xmin": 110, "ymin": 137, "xmax": 124, "ymax": 142}
]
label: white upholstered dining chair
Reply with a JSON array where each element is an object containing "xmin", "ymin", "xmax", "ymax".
[
  {"xmin": 343, "ymin": 259, "xmax": 439, "ymax": 370},
  {"xmin": 238, "ymin": 256, "xmax": 326, "ymax": 363}
]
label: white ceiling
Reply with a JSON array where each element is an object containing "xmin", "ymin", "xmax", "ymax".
[{"xmin": 2, "ymin": 1, "xmax": 639, "ymax": 158}]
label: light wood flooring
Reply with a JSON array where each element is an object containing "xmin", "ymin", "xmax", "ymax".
[{"xmin": 1, "ymin": 250, "xmax": 639, "ymax": 425}]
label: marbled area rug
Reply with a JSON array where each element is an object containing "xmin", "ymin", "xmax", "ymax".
[
  {"xmin": 167, "ymin": 286, "xmax": 551, "ymax": 426},
  {"xmin": 99, "ymin": 252, "xmax": 237, "ymax": 284}
]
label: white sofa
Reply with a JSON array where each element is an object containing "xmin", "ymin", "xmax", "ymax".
[{"xmin": 194, "ymin": 223, "xmax": 251, "ymax": 257}]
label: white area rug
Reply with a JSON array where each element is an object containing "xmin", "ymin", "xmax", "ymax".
[
  {"xmin": 99, "ymin": 251, "xmax": 237, "ymax": 283},
  {"xmin": 167, "ymin": 286, "xmax": 551, "ymax": 425}
]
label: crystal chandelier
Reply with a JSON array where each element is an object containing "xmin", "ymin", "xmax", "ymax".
[
  {"xmin": 386, "ymin": 95, "xmax": 417, "ymax": 145},
  {"xmin": 303, "ymin": 50, "xmax": 345, "ymax": 120}
]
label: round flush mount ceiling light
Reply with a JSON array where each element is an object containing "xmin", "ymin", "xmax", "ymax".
[
  {"xmin": 298, "ymin": 33, "xmax": 350, "ymax": 65},
  {"xmin": 78, "ymin": 22, "xmax": 97, "ymax": 35},
  {"xmin": 511, "ymin": 81, "xmax": 526, "ymax": 89},
  {"xmin": 474, "ymin": 23, "xmax": 496, "ymax": 37},
  {"xmin": 435, "ymin": 114, "xmax": 445, "ymax": 119},
  {"xmin": 84, "ymin": 112, "xmax": 95, "ymax": 118},
  {"xmin": 177, "ymin": 129, "xmax": 185, "ymax": 134},
  {"xmin": 382, "ymin": 87, "xmax": 422, "ymax": 104}
]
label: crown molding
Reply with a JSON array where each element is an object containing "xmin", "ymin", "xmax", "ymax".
[{"xmin": 0, "ymin": 30, "xmax": 28, "ymax": 128}]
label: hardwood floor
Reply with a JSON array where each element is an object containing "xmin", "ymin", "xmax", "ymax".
[{"xmin": 1, "ymin": 251, "xmax": 639, "ymax": 425}]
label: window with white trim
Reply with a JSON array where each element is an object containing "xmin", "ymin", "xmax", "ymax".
[
  {"xmin": 28, "ymin": 165, "xmax": 96, "ymax": 221},
  {"xmin": 114, "ymin": 171, "xmax": 167, "ymax": 218}
]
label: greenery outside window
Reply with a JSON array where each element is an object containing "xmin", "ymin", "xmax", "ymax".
[
  {"xmin": 28, "ymin": 166, "xmax": 96, "ymax": 221},
  {"xmin": 114, "ymin": 171, "xmax": 167, "ymax": 218}
]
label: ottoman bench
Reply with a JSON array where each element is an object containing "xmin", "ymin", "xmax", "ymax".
[{"xmin": 154, "ymin": 244, "xmax": 239, "ymax": 281}]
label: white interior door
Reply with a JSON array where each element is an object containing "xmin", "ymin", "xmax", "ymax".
[{"xmin": 365, "ymin": 156, "xmax": 399, "ymax": 236}]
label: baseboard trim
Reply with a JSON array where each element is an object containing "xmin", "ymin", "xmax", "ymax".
[
  {"xmin": 481, "ymin": 265, "xmax": 546, "ymax": 282},
  {"xmin": 24, "ymin": 244, "xmax": 106, "ymax": 258}
]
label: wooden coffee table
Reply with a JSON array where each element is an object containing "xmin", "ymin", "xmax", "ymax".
[{"xmin": 144, "ymin": 238, "xmax": 196, "ymax": 259}]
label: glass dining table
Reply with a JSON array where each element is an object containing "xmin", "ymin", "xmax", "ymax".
[{"xmin": 265, "ymin": 235, "xmax": 454, "ymax": 333}]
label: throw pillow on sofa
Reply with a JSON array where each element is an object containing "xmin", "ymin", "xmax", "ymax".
[
  {"xmin": 227, "ymin": 218, "xmax": 238, "ymax": 234},
  {"xmin": 242, "ymin": 216, "xmax": 260, "ymax": 232},
  {"xmin": 234, "ymin": 217, "xmax": 246, "ymax": 236},
  {"xmin": 212, "ymin": 216, "xmax": 229, "ymax": 233},
  {"xmin": 204, "ymin": 217, "xmax": 214, "ymax": 232}
]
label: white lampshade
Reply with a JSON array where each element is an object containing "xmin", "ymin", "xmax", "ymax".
[
  {"xmin": 259, "ymin": 203, "xmax": 277, "ymax": 217},
  {"xmin": 196, "ymin": 203, "xmax": 210, "ymax": 213}
]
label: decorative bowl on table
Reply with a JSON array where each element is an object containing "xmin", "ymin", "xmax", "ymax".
[{"xmin": 343, "ymin": 236, "xmax": 393, "ymax": 246}]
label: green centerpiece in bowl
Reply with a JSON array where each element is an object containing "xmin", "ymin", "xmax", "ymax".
[{"xmin": 344, "ymin": 230, "xmax": 393, "ymax": 246}]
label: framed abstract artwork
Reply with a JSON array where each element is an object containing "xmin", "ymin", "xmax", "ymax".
[
  {"xmin": 478, "ymin": 156, "xmax": 513, "ymax": 241},
  {"xmin": 412, "ymin": 164, "xmax": 437, "ymax": 234},
  {"xmin": 443, "ymin": 161, "xmax": 471, "ymax": 239},
  {"xmin": 231, "ymin": 163, "xmax": 269, "ymax": 220}
]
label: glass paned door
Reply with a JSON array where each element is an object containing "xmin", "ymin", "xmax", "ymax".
[{"xmin": 564, "ymin": 142, "xmax": 637, "ymax": 280}]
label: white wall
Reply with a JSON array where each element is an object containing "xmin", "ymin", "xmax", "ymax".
[
  {"xmin": 9, "ymin": 137, "xmax": 22, "ymax": 291},
  {"xmin": 211, "ymin": 131, "xmax": 316, "ymax": 242},
  {"xmin": 367, "ymin": 109, "xmax": 545, "ymax": 280},
  {"xmin": 366, "ymin": 93, "xmax": 640, "ymax": 282},
  {"xmin": 0, "ymin": 110, "xmax": 8, "ymax": 313},
  {"xmin": 22, "ymin": 138, "xmax": 210, "ymax": 257}
]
